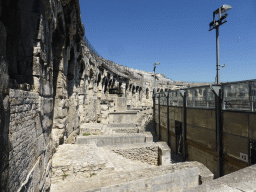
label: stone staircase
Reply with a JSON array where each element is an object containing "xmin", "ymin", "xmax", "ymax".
[
  {"xmin": 51, "ymin": 121, "xmax": 213, "ymax": 191},
  {"xmin": 51, "ymin": 162, "xmax": 200, "ymax": 192}
]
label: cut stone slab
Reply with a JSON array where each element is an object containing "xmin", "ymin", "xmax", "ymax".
[
  {"xmin": 107, "ymin": 123, "xmax": 137, "ymax": 127},
  {"xmin": 80, "ymin": 123, "xmax": 105, "ymax": 135},
  {"xmin": 51, "ymin": 162, "xmax": 200, "ymax": 192},
  {"xmin": 185, "ymin": 163, "xmax": 256, "ymax": 192},
  {"xmin": 51, "ymin": 144, "xmax": 114, "ymax": 183},
  {"xmin": 76, "ymin": 133, "xmax": 153, "ymax": 146}
]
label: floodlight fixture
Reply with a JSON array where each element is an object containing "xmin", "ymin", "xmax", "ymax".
[
  {"xmin": 214, "ymin": 4, "xmax": 232, "ymax": 14},
  {"xmin": 209, "ymin": 5, "xmax": 232, "ymax": 84}
]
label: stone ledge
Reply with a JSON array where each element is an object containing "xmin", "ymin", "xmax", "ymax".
[
  {"xmin": 109, "ymin": 111, "xmax": 138, "ymax": 114},
  {"xmin": 50, "ymin": 162, "xmax": 200, "ymax": 192},
  {"xmin": 185, "ymin": 163, "xmax": 256, "ymax": 192}
]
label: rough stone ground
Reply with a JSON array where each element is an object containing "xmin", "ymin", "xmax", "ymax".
[{"xmin": 51, "ymin": 119, "xmax": 186, "ymax": 192}]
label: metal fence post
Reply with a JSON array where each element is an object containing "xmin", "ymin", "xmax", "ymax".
[
  {"xmin": 216, "ymin": 88, "xmax": 223, "ymax": 178},
  {"xmin": 153, "ymin": 93, "xmax": 156, "ymax": 133},
  {"xmin": 249, "ymin": 81, "xmax": 254, "ymax": 112},
  {"xmin": 166, "ymin": 92, "xmax": 170, "ymax": 146},
  {"xmin": 180, "ymin": 90, "xmax": 187, "ymax": 161},
  {"xmin": 158, "ymin": 94, "xmax": 161, "ymax": 140},
  {"xmin": 182, "ymin": 91, "xmax": 187, "ymax": 161},
  {"xmin": 211, "ymin": 85, "xmax": 223, "ymax": 178}
]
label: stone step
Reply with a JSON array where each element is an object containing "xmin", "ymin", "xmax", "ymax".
[
  {"xmin": 107, "ymin": 127, "xmax": 139, "ymax": 133},
  {"xmin": 76, "ymin": 133, "xmax": 153, "ymax": 146},
  {"xmin": 107, "ymin": 123, "xmax": 137, "ymax": 127},
  {"xmin": 98, "ymin": 146, "xmax": 155, "ymax": 172},
  {"xmin": 103, "ymin": 142, "xmax": 172, "ymax": 166},
  {"xmin": 79, "ymin": 123, "xmax": 105, "ymax": 135},
  {"xmin": 50, "ymin": 162, "xmax": 201, "ymax": 192},
  {"xmin": 51, "ymin": 144, "xmax": 115, "ymax": 184}
]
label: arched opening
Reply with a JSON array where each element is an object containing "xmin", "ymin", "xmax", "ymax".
[
  {"xmin": 67, "ymin": 47, "xmax": 75, "ymax": 97},
  {"xmin": 89, "ymin": 68, "xmax": 94, "ymax": 83},
  {"xmin": 139, "ymin": 87, "xmax": 142, "ymax": 101},
  {"xmin": 132, "ymin": 86, "xmax": 135, "ymax": 95},
  {"xmin": 129, "ymin": 84, "xmax": 132, "ymax": 91},
  {"xmin": 79, "ymin": 60, "xmax": 85, "ymax": 80},
  {"xmin": 104, "ymin": 79, "xmax": 108, "ymax": 93},
  {"xmin": 97, "ymin": 73, "xmax": 101, "ymax": 86}
]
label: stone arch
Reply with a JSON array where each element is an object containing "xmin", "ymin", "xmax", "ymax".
[
  {"xmin": 67, "ymin": 47, "xmax": 75, "ymax": 80},
  {"xmin": 194, "ymin": 89, "xmax": 198, "ymax": 97},
  {"xmin": 79, "ymin": 60, "xmax": 85, "ymax": 80},
  {"xmin": 146, "ymin": 88, "xmax": 149, "ymax": 99},
  {"xmin": 139, "ymin": 87, "xmax": 142, "ymax": 101},
  {"xmin": 136, "ymin": 86, "xmax": 139, "ymax": 93},
  {"xmin": 129, "ymin": 84, "xmax": 133, "ymax": 91},
  {"xmin": 97, "ymin": 72, "xmax": 102, "ymax": 87},
  {"xmin": 104, "ymin": 78, "xmax": 109, "ymax": 93},
  {"xmin": 89, "ymin": 68, "xmax": 94, "ymax": 82},
  {"xmin": 132, "ymin": 85, "xmax": 136, "ymax": 95}
]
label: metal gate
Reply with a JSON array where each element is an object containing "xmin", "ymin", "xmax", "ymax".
[
  {"xmin": 175, "ymin": 121, "xmax": 183, "ymax": 156},
  {"xmin": 249, "ymin": 139, "xmax": 256, "ymax": 165}
]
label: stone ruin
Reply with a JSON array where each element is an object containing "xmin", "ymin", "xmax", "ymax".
[{"xmin": 2, "ymin": 0, "xmax": 253, "ymax": 191}]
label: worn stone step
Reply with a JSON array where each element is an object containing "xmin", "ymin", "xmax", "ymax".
[
  {"xmin": 100, "ymin": 145, "xmax": 156, "ymax": 171},
  {"xmin": 50, "ymin": 162, "xmax": 201, "ymax": 192},
  {"xmin": 51, "ymin": 144, "xmax": 114, "ymax": 184},
  {"xmin": 107, "ymin": 123, "xmax": 137, "ymax": 127},
  {"xmin": 103, "ymin": 142, "xmax": 172, "ymax": 166},
  {"xmin": 76, "ymin": 133, "xmax": 153, "ymax": 146},
  {"xmin": 108, "ymin": 127, "xmax": 139, "ymax": 133},
  {"xmin": 79, "ymin": 123, "xmax": 105, "ymax": 135}
]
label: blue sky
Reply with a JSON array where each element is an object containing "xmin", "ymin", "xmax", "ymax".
[{"xmin": 79, "ymin": 0, "xmax": 256, "ymax": 83}]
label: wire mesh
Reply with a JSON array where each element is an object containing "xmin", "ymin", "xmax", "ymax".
[
  {"xmin": 187, "ymin": 86, "xmax": 215, "ymax": 108},
  {"xmin": 168, "ymin": 90, "xmax": 183, "ymax": 107},
  {"xmin": 159, "ymin": 92, "xmax": 166, "ymax": 105},
  {"xmin": 222, "ymin": 81, "xmax": 251, "ymax": 110}
]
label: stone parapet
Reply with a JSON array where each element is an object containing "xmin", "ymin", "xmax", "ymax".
[{"xmin": 186, "ymin": 163, "xmax": 256, "ymax": 192}]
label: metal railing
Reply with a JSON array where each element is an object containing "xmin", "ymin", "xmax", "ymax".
[{"xmin": 155, "ymin": 79, "xmax": 256, "ymax": 112}]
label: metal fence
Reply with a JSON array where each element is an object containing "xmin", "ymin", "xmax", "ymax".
[
  {"xmin": 186, "ymin": 86, "xmax": 215, "ymax": 108},
  {"xmin": 222, "ymin": 80, "xmax": 256, "ymax": 111},
  {"xmin": 155, "ymin": 79, "xmax": 256, "ymax": 112}
]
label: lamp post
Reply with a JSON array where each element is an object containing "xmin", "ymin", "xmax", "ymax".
[
  {"xmin": 154, "ymin": 62, "xmax": 160, "ymax": 92},
  {"xmin": 209, "ymin": 5, "xmax": 232, "ymax": 84}
]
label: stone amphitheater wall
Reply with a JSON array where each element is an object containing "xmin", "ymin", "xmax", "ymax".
[{"xmin": 0, "ymin": 0, "xmax": 172, "ymax": 191}]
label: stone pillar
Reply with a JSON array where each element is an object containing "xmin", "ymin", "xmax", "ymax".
[
  {"xmin": 0, "ymin": 21, "xmax": 8, "ymax": 92},
  {"xmin": 0, "ymin": 19, "xmax": 9, "ymax": 192}
]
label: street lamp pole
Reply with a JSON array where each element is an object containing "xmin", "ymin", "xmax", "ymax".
[
  {"xmin": 216, "ymin": 24, "xmax": 220, "ymax": 84},
  {"xmin": 154, "ymin": 62, "xmax": 160, "ymax": 92},
  {"xmin": 209, "ymin": 5, "xmax": 232, "ymax": 84}
]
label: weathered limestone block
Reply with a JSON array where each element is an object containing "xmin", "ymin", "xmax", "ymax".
[
  {"xmin": 0, "ymin": 21, "xmax": 9, "ymax": 92},
  {"xmin": 54, "ymin": 107, "xmax": 68, "ymax": 119},
  {"xmin": 33, "ymin": 56, "xmax": 42, "ymax": 76},
  {"xmin": 112, "ymin": 146, "xmax": 158, "ymax": 165}
]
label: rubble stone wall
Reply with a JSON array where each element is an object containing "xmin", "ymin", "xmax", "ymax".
[
  {"xmin": 8, "ymin": 89, "xmax": 52, "ymax": 191},
  {"xmin": 112, "ymin": 146, "xmax": 159, "ymax": 166}
]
